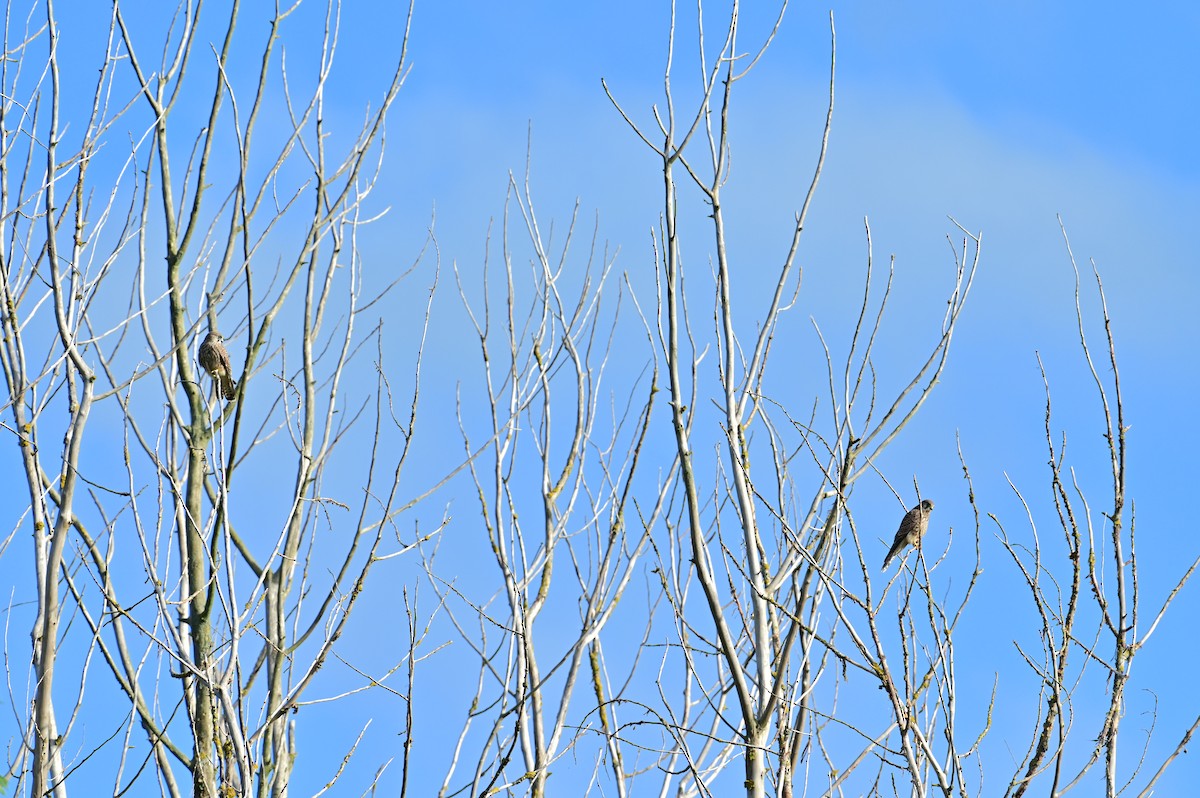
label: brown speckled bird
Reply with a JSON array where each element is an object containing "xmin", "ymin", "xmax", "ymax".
[
  {"xmin": 882, "ymin": 499, "xmax": 934, "ymax": 569},
  {"xmin": 198, "ymin": 331, "xmax": 237, "ymax": 401}
]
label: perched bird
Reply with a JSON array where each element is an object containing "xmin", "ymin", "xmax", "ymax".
[
  {"xmin": 881, "ymin": 499, "xmax": 934, "ymax": 569},
  {"xmin": 198, "ymin": 331, "xmax": 237, "ymax": 400}
]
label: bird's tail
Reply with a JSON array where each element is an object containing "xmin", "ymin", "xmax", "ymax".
[{"xmin": 220, "ymin": 375, "xmax": 237, "ymax": 400}]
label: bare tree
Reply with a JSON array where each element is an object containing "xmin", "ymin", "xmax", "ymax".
[
  {"xmin": 423, "ymin": 160, "xmax": 670, "ymax": 797},
  {"xmin": 2, "ymin": 2, "xmax": 439, "ymax": 796},
  {"xmin": 602, "ymin": 3, "xmax": 979, "ymax": 795},
  {"xmin": 997, "ymin": 223, "xmax": 1200, "ymax": 798}
]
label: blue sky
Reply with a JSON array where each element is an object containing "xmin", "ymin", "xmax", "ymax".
[
  {"xmin": 4, "ymin": 1, "xmax": 1199, "ymax": 795},
  {"xmin": 357, "ymin": 2, "xmax": 1200, "ymax": 793},
  {"xmin": 320, "ymin": 1, "xmax": 1197, "ymax": 791}
]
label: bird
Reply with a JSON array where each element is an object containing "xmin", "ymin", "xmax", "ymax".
[
  {"xmin": 881, "ymin": 499, "xmax": 934, "ymax": 569},
  {"xmin": 198, "ymin": 331, "xmax": 237, "ymax": 400}
]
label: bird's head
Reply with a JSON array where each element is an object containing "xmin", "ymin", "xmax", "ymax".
[{"xmin": 920, "ymin": 499, "xmax": 934, "ymax": 512}]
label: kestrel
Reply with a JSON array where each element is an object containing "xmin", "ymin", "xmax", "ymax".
[
  {"xmin": 881, "ymin": 499, "xmax": 934, "ymax": 569},
  {"xmin": 198, "ymin": 331, "xmax": 237, "ymax": 400}
]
